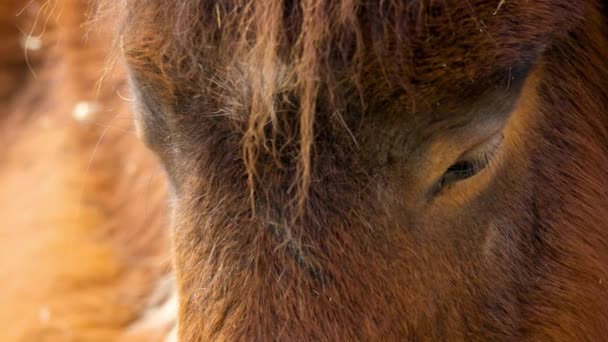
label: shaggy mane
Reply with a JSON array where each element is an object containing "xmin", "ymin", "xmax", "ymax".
[{"xmin": 96, "ymin": 0, "xmax": 441, "ymax": 215}]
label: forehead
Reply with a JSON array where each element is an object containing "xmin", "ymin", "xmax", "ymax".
[{"xmin": 120, "ymin": 0, "xmax": 583, "ymax": 116}]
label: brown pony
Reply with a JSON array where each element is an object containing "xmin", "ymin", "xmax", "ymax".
[
  {"xmin": 3, "ymin": 0, "xmax": 608, "ymax": 340},
  {"xmin": 0, "ymin": 0, "xmax": 173, "ymax": 340},
  {"xmin": 110, "ymin": 0, "xmax": 608, "ymax": 340}
]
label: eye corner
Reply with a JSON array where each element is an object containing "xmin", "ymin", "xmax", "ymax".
[
  {"xmin": 430, "ymin": 160, "xmax": 476, "ymax": 196},
  {"xmin": 430, "ymin": 132, "xmax": 504, "ymax": 198}
]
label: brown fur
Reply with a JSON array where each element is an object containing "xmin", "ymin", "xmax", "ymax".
[
  {"xmin": 104, "ymin": 0, "xmax": 608, "ymax": 340},
  {"xmin": 108, "ymin": 0, "xmax": 608, "ymax": 340},
  {"xmin": 0, "ymin": 1, "xmax": 171, "ymax": 340}
]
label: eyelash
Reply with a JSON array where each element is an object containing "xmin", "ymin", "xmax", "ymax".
[{"xmin": 432, "ymin": 145, "xmax": 500, "ymax": 196}]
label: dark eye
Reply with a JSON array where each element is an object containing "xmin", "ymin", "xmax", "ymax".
[
  {"xmin": 430, "ymin": 132, "xmax": 503, "ymax": 196},
  {"xmin": 440, "ymin": 160, "xmax": 485, "ymax": 186},
  {"xmin": 433, "ymin": 137, "xmax": 503, "ymax": 197},
  {"xmin": 432, "ymin": 159, "xmax": 488, "ymax": 195}
]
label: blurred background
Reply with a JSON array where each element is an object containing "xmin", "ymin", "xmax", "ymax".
[{"xmin": 0, "ymin": 1, "xmax": 174, "ymax": 340}]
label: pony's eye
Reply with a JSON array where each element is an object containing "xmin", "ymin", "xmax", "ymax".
[
  {"xmin": 436, "ymin": 159, "xmax": 488, "ymax": 190},
  {"xmin": 432, "ymin": 132, "xmax": 503, "ymax": 195}
]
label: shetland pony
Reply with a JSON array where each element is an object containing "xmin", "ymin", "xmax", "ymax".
[
  {"xmin": 113, "ymin": 0, "xmax": 608, "ymax": 340},
  {"xmin": 2, "ymin": 0, "xmax": 608, "ymax": 340}
]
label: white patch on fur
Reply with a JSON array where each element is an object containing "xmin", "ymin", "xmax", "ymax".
[
  {"xmin": 127, "ymin": 274, "xmax": 178, "ymax": 340},
  {"xmin": 72, "ymin": 101, "xmax": 100, "ymax": 122},
  {"xmin": 165, "ymin": 324, "xmax": 178, "ymax": 342}
]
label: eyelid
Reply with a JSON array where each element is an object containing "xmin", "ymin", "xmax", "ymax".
[
  {"xmin": 459, "ymin": 132, "xmax": 503, "ymax": 163},
  {"xmin": 431, "ymin": 131, "xmax": 503, "ymax": 196}
]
